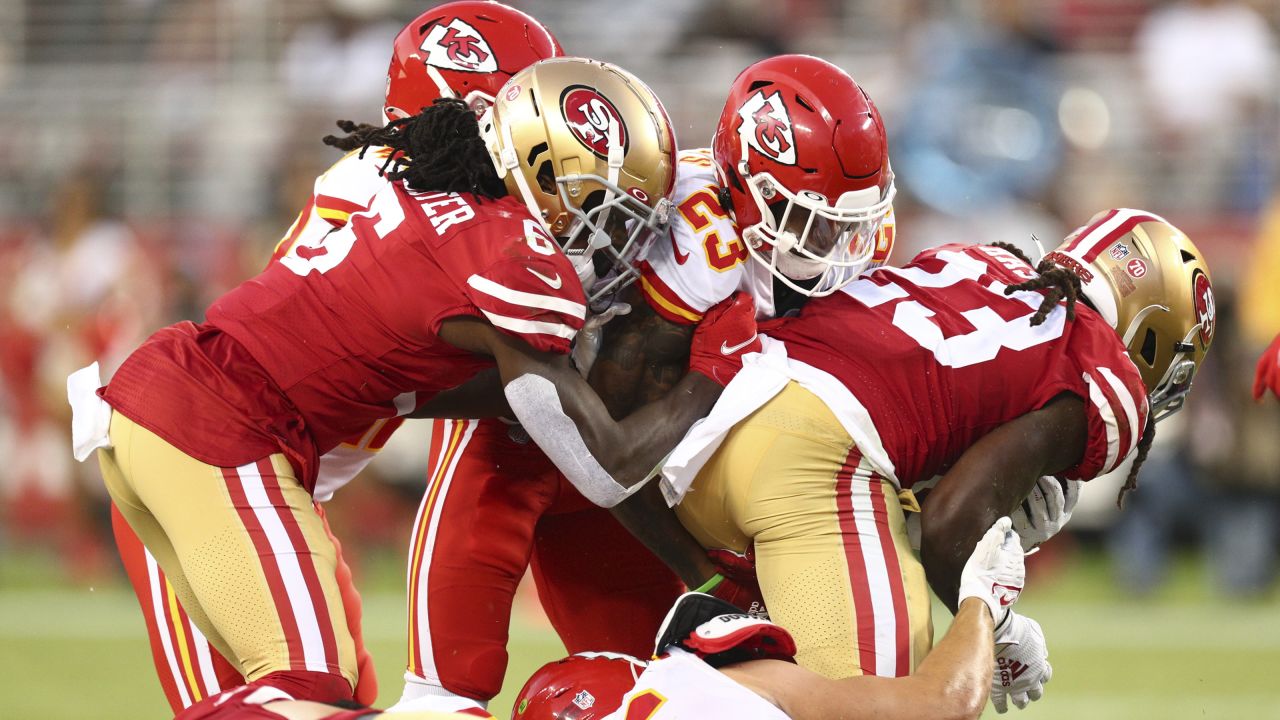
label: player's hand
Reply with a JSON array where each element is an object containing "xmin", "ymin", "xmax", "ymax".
[
  {"xmin": 704, "ymin": 546, "xmax": 768, "ymax": 618},
  {"xmin": 958, "ymin": 517, "xmax": 1024, "ymax": 625},
  {"xmin": 1010, "ymin": 476, "xmax": 1080, "ymax": 551},
  {"xmin": 991, "ymin": 611, "xmax": 1052, "ymax": 713},
  {"xmin": 689, "ymin": 292, "xmax": 760, "ymax": 386},
  {"xmin": 1252, "ymin": 333, "xmax": 1280, "ymax": 402},
  {"xmin": 571, "ymin": 302, "xmax": 631, "ymax": 376}
]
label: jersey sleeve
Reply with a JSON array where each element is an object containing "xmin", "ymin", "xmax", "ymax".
[
  {"xmin": 459, "ymin": 252, "xmax": 588, "ymax": 355},
  {"xmin": 1061, "ymin": 343, "xmax": 1151, "ymax": 481},
  {"xmin": 269, "ymin": 148, "xmax": 395, "ymax": 265}
]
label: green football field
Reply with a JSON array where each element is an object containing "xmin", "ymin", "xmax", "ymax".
[{"xmin": 2, "ymin": 551, "xmax": 1276, "ymax": 720}]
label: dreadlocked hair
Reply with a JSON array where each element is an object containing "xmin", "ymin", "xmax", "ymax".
[
  {"xmin": 321, "ymin": 98, "xmax": 507, "ymax": 199},
  {"xmin": 990, "ymin": 241, "xmax": 1082, "ymax": 327},
  {"xmin": 1116, "ymin": 417, "xmax": 1155, "ymax": 509}
]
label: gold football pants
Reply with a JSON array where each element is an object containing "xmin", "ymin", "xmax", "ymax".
[
  {"xmin": 677, "ymin": 382, "xmax": 932, "ymax": 679},
  {"xmin": 98, "ymin": 411, "xmax": 356, "ymax": 688}
]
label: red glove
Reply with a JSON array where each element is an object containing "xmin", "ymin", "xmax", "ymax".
[
  {"xmin": 689, "ymin": 292, "xmax": 761, "ymax": 386},
  {"xmin": 701, "ymin": 546, "xmax": 767, "ymax": 618},
  {"xmin": 1253, "ymin": 333, "xmax": 1280, "ymax": 402}
]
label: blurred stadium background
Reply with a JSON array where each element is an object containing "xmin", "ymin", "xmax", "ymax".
[{"xmin": 1, "ymin": 0, "xmax": 1278, "ymax": 717}]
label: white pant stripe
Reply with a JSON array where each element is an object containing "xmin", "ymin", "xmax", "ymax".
[
  {"xmin": 146, "ymin": 550, "xmax": 192, "ymax": 708},
  {"xmin": 410, "ymin": 419, "xmax": 478, "ymax": 684},
  {"xmin": 848, "ymin": 457, "xmax": 899, "ymax": 678},
  {"xmin": 236, "ymin": 462, "xmax": 329, "ymax": 674}
]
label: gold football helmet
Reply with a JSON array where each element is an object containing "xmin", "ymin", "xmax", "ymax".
[
  {"xmin": 480, "ymin": 57, "xmax": 677, "ymax": 302},
  {"xmin": 1045, "ymin": 209, "xmax": 1215, "ymax": 422}
]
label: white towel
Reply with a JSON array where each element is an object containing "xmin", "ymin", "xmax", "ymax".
[{"xmin": 67, "ymin": 362, "xmax": 113, "ymax": 461}]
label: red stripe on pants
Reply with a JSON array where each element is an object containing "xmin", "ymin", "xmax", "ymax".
[
  {"xmin": 834, "ymin": 447, "xmax": 880, "ymax": 675},
  {"xmin": 222, "ymin": 466, "xmax": 308, "ymax": 672},
  {"xmin": 252, "ymin": 459, "xmax": 340, "ymax": 671},
  {"xmin": 867, "ymin": 479, "xmax": 911, "ymax": 677}
]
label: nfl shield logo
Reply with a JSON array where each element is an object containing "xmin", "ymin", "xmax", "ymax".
[
  {"xmin": 1108, "ymin": 242, "xmax": 1130, "ymax": 260},
  {"xmin": 573, "ymin": 690, "xmax": 596, "ymax": 710}
]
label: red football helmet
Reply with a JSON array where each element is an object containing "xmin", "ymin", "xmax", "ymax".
[
  {"xmin": 511, "ymin": 653, "xmax": 645, "ymax": 720},
  {"xmin": 383, "ymin": 1, "xmax": 563, "ymax": 121},
  {"xmin": 711, "ymin": 54, "xmax": 895, "ymax": 296}
]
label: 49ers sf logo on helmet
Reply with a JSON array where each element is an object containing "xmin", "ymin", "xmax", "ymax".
[
  {"xmin": 561, "ymin": 86, "xmax": 629, "ymax": 159},
  {"xmin": 737, "ymin": 90, "xmax": 796, "ymax": 165},
  {"xmin": 419, "ymin": 18, "xmax": 498, "ymax": 73},
  {"xmin": 1193, "ymin": 270, "xmax": 1215, "ymax": 346}
]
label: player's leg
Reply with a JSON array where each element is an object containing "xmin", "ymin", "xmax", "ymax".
[
  {"xmin": 530, "ymin": 482, "xmax": 684, "ymax": 657},
  {"xmin": 677, "ymin": 382, "xmax": 931, "ymax": 679},
  {"xmin": 313, "ymin": 501, "xmax": 378, "ymax": 707},
  {"xmin": 111, "ymin": 502, "xmax": 242, "ymax": 711},
  {"xmin": 101, "ymin": 411, "xmax": 358, "ymax": 703},
  {"xmin": 397, "ymin": 419, "xmax": 556, "ymax": 710}
]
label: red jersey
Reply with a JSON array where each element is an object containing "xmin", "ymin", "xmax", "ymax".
[
  {"xmin": 768, "ymin": 243, "xmax": 1149, "ymax": 487},
  {"xmin": 102, "ymin": 183, "xmax": 586, "ymax": 492}
]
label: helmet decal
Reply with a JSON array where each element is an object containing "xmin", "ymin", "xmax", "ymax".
[
  {"xmin": 420, "ymin": 18, "xmax": 498, "ymax": 73},
  {"xmin": 1193, "ymin": 270, "xmax": 1215, "ymax": 346},
  {"xmin": 560, "ymin": 86, "xmax": 629, "ymax": 159},
  {"xmin": 1125, "ymin": 258, "xmax": 1148, "ymax": 279},
  {"xmin": 737, "ymin": 90, "xmax": 796, "ymax": 165},
  {"xmin": 1108, "ymin": 241, "xmax": 1130, "ymax": 260}
]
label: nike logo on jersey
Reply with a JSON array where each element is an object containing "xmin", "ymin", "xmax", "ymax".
[
  {"xmin": 670, "ymin": 229, "xmax": 690, "ymax": 264},
  {"xmin": 527, "ymin": 267, "xmax": 563, "ymax": 289},
  {"xmin": 720, "ymin": 334, "xmax": 758, "ymax": 355}
]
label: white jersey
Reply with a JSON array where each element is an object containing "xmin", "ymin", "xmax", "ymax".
[
  {"xmin": 271, "ymin": 147, "xmax": 407, "ymax": 500},
  {"xmin": 637, "ymin": 149, "xmax": 776, "ymax": 322},
  {"xmin": 602, "ymin": 649, "xmax": 790, "ymax": 720}
]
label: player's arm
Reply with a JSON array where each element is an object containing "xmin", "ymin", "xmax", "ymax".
[
  {"xmin": 586, "ymin": 286, "xmax": 720, "ymax": 586},
  {"xmin": 727, "ymin": 599, "xmax": 993, "ymax": 720},
  {"xmin": 918, "ymin": 393, "xmax": 1087, "ymax": 611},
  {"xmin": 407, "ymin": 368, "xmax": 509, "ymax": 419},
  {"xmin": 436, "ymin": 293, "xmax": 756, "ymax": 507},
  {"xmin": 723, "ymin": 519, "xmax": 1022, "ymax": 720}
]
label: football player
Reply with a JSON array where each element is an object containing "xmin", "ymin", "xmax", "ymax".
[
  {"xmin": 658, "ymin": 210, "xmax": 1214, "ymax": 710},
  {"xmin": 380, "ymin": 53, "xmax": 898, "ymax": 712},
  {"xmin": 71, "ymin": 59, "xmax": 753, "ymax": 717},
  {"xmin": 95, "ymin": 3, "xmax": 565, "ymax": 713},
  {"xmin": 512, "ymin": 517, "xmax": 1026, "ymax": 720}
]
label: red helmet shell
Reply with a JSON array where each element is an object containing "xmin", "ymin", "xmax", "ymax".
[
  {"xmin": 512, "ymin": 653, "xmax": 645, "ymax": 720},
  {"xmin": 384, "ymin": 1, "xmax": 563, "ymax": 120},
  {"xmin": 711, "ymin": 54, "xmax": 891, "ymax": 230}
]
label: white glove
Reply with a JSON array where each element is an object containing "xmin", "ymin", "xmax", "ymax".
[
  {"xmin": 991, "ymin": 611, "xmax": 1052, "ymax": 713},
  {"xmin": 1010, "ymin": 476, "xmax": 1080, "ymax": 551},
  {"xmin": 958, "ymin": 517, "xmax": 1025, "ymax": 625}
]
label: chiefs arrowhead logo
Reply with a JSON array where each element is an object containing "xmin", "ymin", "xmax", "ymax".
[
  {"xmin": 419, "ymin": 18, "xmax": 498, "ymax": 73},
  {"xmin": 561, "ymin": 86, "xmax": 629, "ymax": 159},
  {"xmin": 1193, "ymin": 270, "xmax": 1215, "ymax": 346},
  {"xmin": 737, "ymin": 90, "xmax": 796, "ymax": 165}
]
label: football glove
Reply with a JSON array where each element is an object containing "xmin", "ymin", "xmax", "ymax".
[
  {"xmin": 991, "ymin": 611, "xmax": 1052, "ymax": 714},
  {"xmin": 571, "ymin": 302, "xmax": 631, "ymax": 377},
  {"xmin": 1010, "ymin": 476, "xmax": 1080, "ymax": 551},
  {"xmin": 958, "ymin": 517, "xmax": 1024, "ymax": 626},
  {"xmin": 704, "ymin": 546, "xmax": 768, "ymax": 618},
  {"xmin": 689, "ymin": 292, "xmax": 761, "ymax": 386},
  {"xmin": 1252, "ymin": 333, "xmax": 1280, "ymax": 402}
]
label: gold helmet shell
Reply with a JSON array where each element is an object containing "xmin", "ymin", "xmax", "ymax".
[
  {"xmin": 1045, "ymin": 209, "xmax": 1215, "ymax": 422},
  {"xmin": 480, "ymin": 57, "xmax": 677, "ymax": 302}
]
